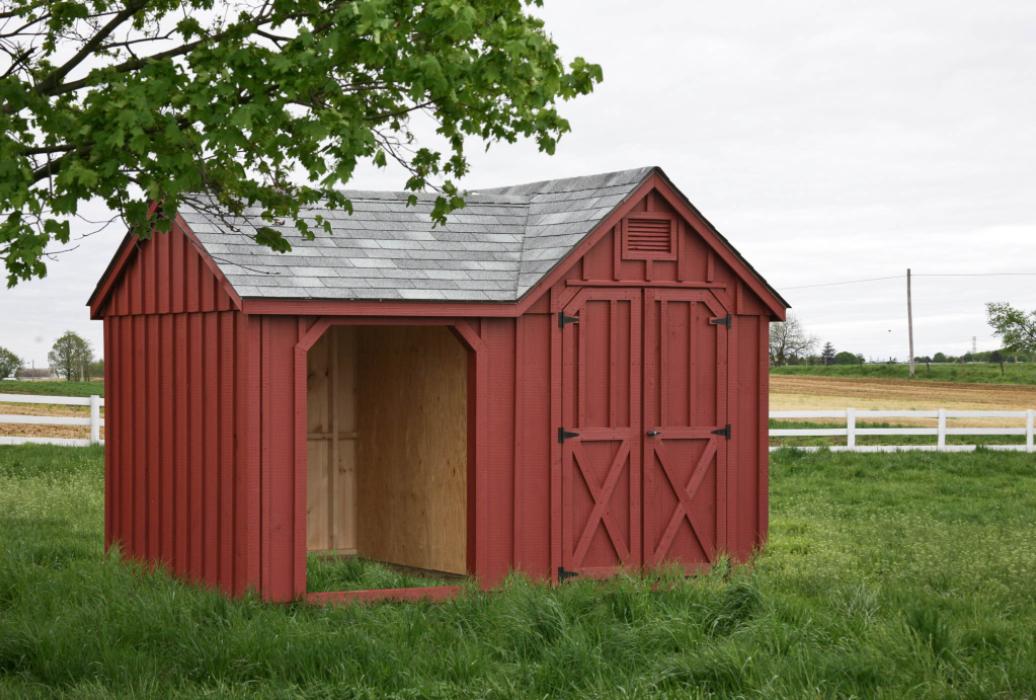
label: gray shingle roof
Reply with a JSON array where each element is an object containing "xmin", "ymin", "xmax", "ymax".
[{"xmin": 180, "ymin": 167, "xmax": 654, "ymax": 302}]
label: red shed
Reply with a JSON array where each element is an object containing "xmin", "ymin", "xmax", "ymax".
[{"xmin": 89, "ymin": 167, "xmax": 787, "ymax": 603}]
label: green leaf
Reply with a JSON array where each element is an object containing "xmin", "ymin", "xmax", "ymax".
[{"xmin": 254, "ymin": 226, "xmax": 292, "ymax": 253}]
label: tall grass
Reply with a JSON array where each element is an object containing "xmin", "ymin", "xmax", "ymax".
[
  {"xmin": 772, "ymin": 362, "xmax": 1036, "ymax": 385},
  {"xmin": 2, "ymin": 444, "xmax": 1036, "ymax": 697}
]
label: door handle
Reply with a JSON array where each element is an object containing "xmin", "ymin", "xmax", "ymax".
[{"xmin": 646, "ymin": 430, "xmax": 662, "ymax": 437}]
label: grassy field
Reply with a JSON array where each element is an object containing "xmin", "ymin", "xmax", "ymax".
[
  {"xmin": 772, "ymin": 362, "xmax": 1036, "ymax": 385},
  {"xmin": 0, "ymin": 380, "xmax": 104, "ymax": 397},
  {"xmin": 3, "ymin": 445, "xmax": 1036, "ymax": 697}
]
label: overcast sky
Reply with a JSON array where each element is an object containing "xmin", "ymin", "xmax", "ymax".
[{"xmin": 3, "ymin": 0, "xmax": 1035, "ymax": 367}]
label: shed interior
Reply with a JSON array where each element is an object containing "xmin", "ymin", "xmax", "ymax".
[{"xmin": 305, "ymin": 325, "xmax": 469, "ymax": 585}]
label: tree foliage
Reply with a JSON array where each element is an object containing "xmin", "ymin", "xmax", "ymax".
[
  {"xmin": 0, "ymin": 0, "xmax": 602, "ymax": 284},
  {"xmin": 0, "ymin": 345, "xmax": 22, "ymax": 378},
  {"xmin": 48, "ymin": 330, "xmax": 93, "ymax": 381},
  {"xmin": 833, "ymin": 350, "xmax": 863, "ymax": 365},
  {"xmin": 820, "ymin": 341, "xmax": 835, "ymax": 365},
  {"xmin": 986, "ymin": 303, "xmax": 1036, "ymax": 354},
  {"xmin": 768, "ymin": 314, "xmax": 816, "ymax": 366}
]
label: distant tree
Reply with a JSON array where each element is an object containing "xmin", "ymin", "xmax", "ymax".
[
  {"xmin": 87, "ymin": 359, "xmax": 105, "ymax": 380},
  {"xmin": 0, "ymin": 347, "xmax": 22, "ymax": 379},
  {"xmin": 990, "ymin": 350, "xmax": 1006, "ymax": 374},
  {"xmin": 48, "ymin": 332, "xmax": 93, "ymax": 382},
  {"xmin": 833, "ymin": 351, "xmax": 862, "ymax": 365},
  {"xmin": 821, "ymin": 342, "xmax": 836, "ymax": 365},
  {"xmin": 769, "ymin": 314, "xmax": 817, "ymax": 366},
  {"xmin": 933, "ymin": 352, "xmax": 948, "ymax": 363},
  {"xmin": 987, "ymin": 303, "xmax": 1036, "ymax": 354}
]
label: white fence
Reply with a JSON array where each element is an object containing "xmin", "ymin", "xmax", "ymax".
[
  {"xmin": 0, "ymin": 393, "xmax": 104, "ymax": 447},
  {"xmin": 771, "ymin": 409, "xmax": 1036, "ymax": 453},
  {"xmin": 1, "ymin": 393, "xmax": 1034, "ymax": 454}
]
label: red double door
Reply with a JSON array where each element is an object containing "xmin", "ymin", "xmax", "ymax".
[{"xmin": 559, "ymin": 288, "xmax": 730, "ymax": 578}]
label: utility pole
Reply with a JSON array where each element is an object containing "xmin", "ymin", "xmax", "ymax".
[{"xmin": 907, "ymin": 268, "xmax": 916, "ymax": 377}]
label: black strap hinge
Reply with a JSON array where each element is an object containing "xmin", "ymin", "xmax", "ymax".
[
  {"xmin": 711, "ymin": 424, "xmax": 732, "ymax": 439},
  {"xmin": 557, "ymin": 427, "xmax": 580, "ymax": 443},
  {"xmin": 709, "ymin": 314, "xmax": 733, "ymax": 329},
  {"xmin": 558, "ymin": 566, "xmax": 579, "ymax": 582},
  {"xmin": 558, "ymin": 311, "xmax": 580, "ymax": 328}
]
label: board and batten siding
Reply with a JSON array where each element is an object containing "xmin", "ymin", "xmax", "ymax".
[{"xmin": 102, "ymin": 224, "xmax": 260, "ymax": 597}]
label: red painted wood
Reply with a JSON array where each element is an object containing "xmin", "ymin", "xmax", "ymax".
[
  {"xmin": 188, "ymin": 312, "xmax": 204, "ymax": 582},
  {"xmin": 559, "ymin": 288, "xmax": 642, "ymax": 578},
  {"xmin": 97, "ymin": 179, "xmax": 779, "ymax": 603},
  {"xmin": 146, "ymin": 315, "xmax": 160, "ymax": 561},
  {"xmin": 103, "ymin": 315, "xmax": 113, "ymax": 547},
  {"xmin": 219, "ymin": 312, "xmax": 235, "ymax": 590},
  {"xmin": 131, "ymin": 315, "xmax": 145, "ymax": 558},
  {"xmin": 757, "ymin": 319, "xmax": 770, "ymax": 547},
  {"xmin": 174, "ymin": 314, "xmax": 189, "ymax": 572},
  {"xmin": 643, "ymin": 289, "xmax": 729, "ymax": 570},
  {"xmin": 236, "ymin": 315, "xmax": 261, "ymax": 596},
  {"xmin": 159, "ymin": 314, "xmax": 174, "ymax": 567},
  {"xmin": 118, "ymin": 316, "xmax": 132, "ymax": 551},
  {"xmin": 307, "ymin": 586, "xmax": 464, "ymax": 605}
]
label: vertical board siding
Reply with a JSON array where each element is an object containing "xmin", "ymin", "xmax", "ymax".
[
  {"xmin": 103, "ymin": 315, "xmax": 114, "ymax": 545},
  {"xmin": 731, "ymin": 315, "xmax": 765, "ymax": 557},
  {"xmin": 259, "ymin": 315, "xmax": 303, "ymax": 601},
  {"xmin": 102, "ymin": 222, "xmax": 258, "ymax": 598},
  {"xmin": 101, "ymin": 225, "xmax": 237, "ymax": 319},
  {"xmin": 105, "ymin": 310, "xmax": 255, "ymax": 595},
  {"xmin": 480, "ymin": 318, "xmax": 516, "ymax": 586},
  {"xmin": 511, "ymin": 313, "xmax": 554, "ymax": 578}
]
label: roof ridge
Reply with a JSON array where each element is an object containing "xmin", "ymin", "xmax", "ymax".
[{"xmin": 477, "ymin": 166, "xmax": 656, "ymax": 195}]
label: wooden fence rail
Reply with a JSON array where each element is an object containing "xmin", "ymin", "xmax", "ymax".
[
  {"xmin": 771, "ymin": 408, "xmax": 1036, "ymax": 453},
  {"xmin": 1, "ymin": 393, "xmax": 1033, "ymax": 454},
  {"xmin": 0, "ymin": 393, "xmax": 104, "ymax": 447}
]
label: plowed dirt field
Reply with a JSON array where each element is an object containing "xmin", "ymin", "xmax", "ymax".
[{"xmin": 771, "ymin": 375, "xmax": 1036, "ymax": 427}]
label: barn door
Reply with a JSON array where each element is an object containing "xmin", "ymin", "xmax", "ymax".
[
  {"xmin": 642, "ymin": 289, "xmax": 730, "ymax": 570},
  {"xmin": 559, "ymin": 289, "xmax": 642, "ymax": 578}
]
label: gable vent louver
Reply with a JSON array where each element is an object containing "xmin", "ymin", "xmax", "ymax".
[{"xmin": 623, "ymin": 216, "xmax": 676, "ymax": 260}]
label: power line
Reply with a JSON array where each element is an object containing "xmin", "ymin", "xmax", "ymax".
[
  {"xmin": 781, "ymin": 271, "xmax": 1036, "ymax": 291},
  {"xmin": 914, "ymin": 272, "xmax": 1036, "ymax": 278},
  {"xmin": 781, "ymin": 275, "xmax": 901, "ymax": 290}
]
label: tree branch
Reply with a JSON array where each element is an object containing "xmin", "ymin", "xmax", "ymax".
[
  {"xmin": 30, "ymin": 150, "xmax": 74, "ymax": 183},
  {"xmin": 35, "ymin": 0, "xmax": 148, "ymax": 95}
]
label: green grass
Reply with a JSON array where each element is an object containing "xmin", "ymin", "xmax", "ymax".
[
  {"xmin": 307, "ymin": 555, "xmax": 453, "ymax": 592},
  {"xmin": 3, "ymin": 444, "xmax": 1036, "ymax": 697},
  {"xmin": 772, "ymin": 362, "xmax": 1036, "ymax": 385},
  {"xmin": 0, "ymin": 380, "xmax": 104, "ymax": 397}
]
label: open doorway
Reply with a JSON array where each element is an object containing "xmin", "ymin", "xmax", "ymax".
[{"xmin": 304, "ymin": 324, "xmax": 470, "ymax": 595}]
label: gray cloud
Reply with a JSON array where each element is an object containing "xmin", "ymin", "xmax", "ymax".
[{"xmin": 2, "ymin": 0, "xmax": 1033, "ymax": 365}]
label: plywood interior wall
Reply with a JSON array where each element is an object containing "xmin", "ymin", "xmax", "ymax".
[
  {"xmin": 306, "ymin": 326, "xmax": 357, "ymax": 554},
  {"xmin": 356, "ymin": 326, "xmax": 468, "ymax": 575},
  {"xmin": 306, "ymin": 324, "xmax": 468, "ymax": 577}
]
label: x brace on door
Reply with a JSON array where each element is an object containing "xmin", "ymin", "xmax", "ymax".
[
  {"xmin": 649, "ymin": 440, "xmax": 719, "ymax": 564},
  {"xmin": 569, "ymin": 441, "xmax": 634, "ymax": 565}
]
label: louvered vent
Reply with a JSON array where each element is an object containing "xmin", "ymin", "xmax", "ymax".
[{"xmin": 624, "ymin": 217, "xmax": 675, "ymax": 259}]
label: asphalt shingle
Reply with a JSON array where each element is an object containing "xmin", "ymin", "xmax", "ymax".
[{"xmin": 181, "ymin": 167, "xmax": 655, "ymax": 302}]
